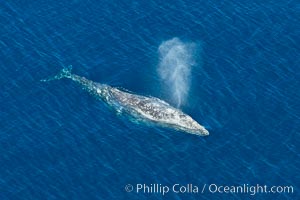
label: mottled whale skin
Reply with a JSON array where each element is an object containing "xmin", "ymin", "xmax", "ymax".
[{"xmin": 43, "ymin": 66, "xmax": 209, "ymax": 136}]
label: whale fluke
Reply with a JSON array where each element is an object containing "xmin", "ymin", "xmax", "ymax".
[{"xmin": 41, "ymin": 65, "xmax": 73, "ymax": 82}]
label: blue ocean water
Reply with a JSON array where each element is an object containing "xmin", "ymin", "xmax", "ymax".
[{"xmin": 0, "ymin": 0, "xmax": 299, "ymax": 199}]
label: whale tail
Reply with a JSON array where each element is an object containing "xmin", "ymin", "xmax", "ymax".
[{"xmin": 41, "ymin": 65, "xmax": 73, "ymax": 82}]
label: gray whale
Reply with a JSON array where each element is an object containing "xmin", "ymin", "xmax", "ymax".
[{"xmin": 42, "ymin": 66, "xmax": 209, "ymax": 136}]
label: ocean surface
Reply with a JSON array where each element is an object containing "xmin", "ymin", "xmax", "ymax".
[{"xmin": 0, "ymin": 0, "xmax": 299, "ymax": 199}]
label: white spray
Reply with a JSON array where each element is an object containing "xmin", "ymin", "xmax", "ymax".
[{"xmin": 158, "ymin": 37, "xmax": 198, "ymax": 107}]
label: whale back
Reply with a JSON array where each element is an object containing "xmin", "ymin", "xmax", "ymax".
[{"xmin": 107, "ymin": 88, "xmax": 208, "ymax": 136}]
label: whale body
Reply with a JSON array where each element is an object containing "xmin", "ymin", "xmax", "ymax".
[{"xmin": 42, "ymin": 66, "xmax": 209, "ymax": 136}]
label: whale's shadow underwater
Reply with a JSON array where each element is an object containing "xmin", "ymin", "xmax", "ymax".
[{"xmin": 42, "ymin": 66, "xmax": 209, "ymax": 136}]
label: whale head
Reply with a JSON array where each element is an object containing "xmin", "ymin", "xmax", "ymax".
[
  {"xmin": 162, "ymin": 111, "xmax": 209, "ymax": 136},
  {"xmin": 181, "ymin": 120, "xmax": 209, "ymax": 136},
  {"xmin": 189, "ymin": 125, "xmax": 209, "ymax": 136}
]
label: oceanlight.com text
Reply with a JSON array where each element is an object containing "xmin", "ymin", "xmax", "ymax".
[{"xmin": 207, "ymin": 184, "xmax": 294, "ymax": 195}]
